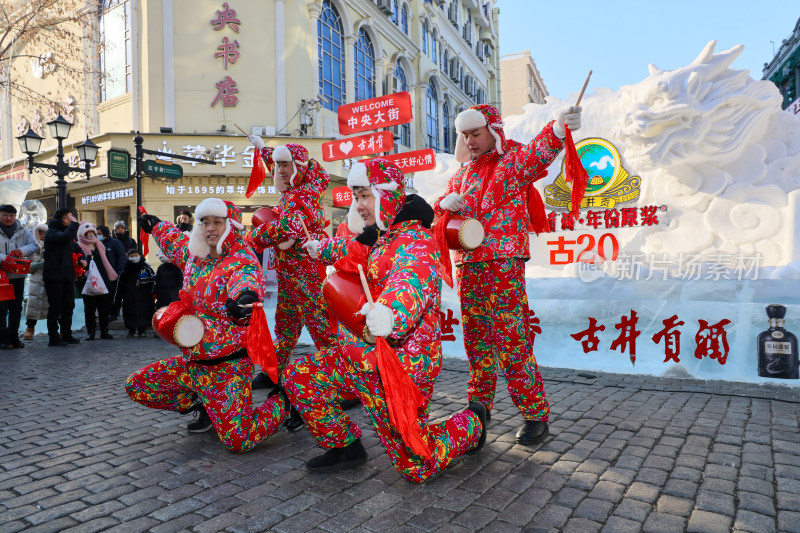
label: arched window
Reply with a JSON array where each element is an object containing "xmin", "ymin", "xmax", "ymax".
[
  {"xmin": 318, "ymin": 1, "xmax": 345, "ymax": 111},
  {"xmin": 100, "ymin": 0, "xmax": 131, "ymax": 101},
  {"xmin": 426, "ymin": 80, "xmax": 439, "ymax": 151},
  {"xmin": 442, "ymin": 101, "xmax": 450, "ymax": 153},
  {"xmin": 390, "ymin": 0, "xmax": 398, "ymax": 25},
  {"xmin": 393, "ymin": 64, "xmax": 410, "ymax": 147},
  {"xmin": 431, "ymin": 30, "xmax": 438, "ymax": 64},
  {"xmin": 421, "ymin": 20, "xmax": 428, "ymax": 55},
  {"xmin": 400, "ymin": 4, "xmax": 409, "ymax": 35},
  {"xmin": 354, "ymin": 28, "xmax": 375, "ymax": 102}
]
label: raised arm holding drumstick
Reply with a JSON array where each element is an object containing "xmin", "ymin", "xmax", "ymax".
[{"xmin": 432, "ymin": 74, "xmax": 588, "ymax": 446}]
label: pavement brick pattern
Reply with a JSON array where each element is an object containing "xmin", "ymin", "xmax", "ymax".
[{"xmin": 1, "ymin": 335, "xmax": 799, "ymax": 532}]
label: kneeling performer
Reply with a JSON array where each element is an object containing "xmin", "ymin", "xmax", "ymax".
[
  {"xmin": 284, "ymin": 159, "xmax": 486, "ymax": 482},
  {"xmin": 126, "ymin": 199, "xmax": 289, "ymax": 453}
]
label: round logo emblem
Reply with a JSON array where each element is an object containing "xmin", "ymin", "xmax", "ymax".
[{"xmin": 772, "ymin": 331, "xmax": 785, "ymax": 339}]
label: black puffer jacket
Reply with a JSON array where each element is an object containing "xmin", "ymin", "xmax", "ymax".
[
  {"xmin": 154, "ymin": 262, "xmax": 183, "ymax": 309},
  {"xmin": 114, "ymin": 260, "xmax": 156, "ymax": 330},
  {"xmin": 43, "ymin": 220, "xmax": 83, "ymax": 282}
]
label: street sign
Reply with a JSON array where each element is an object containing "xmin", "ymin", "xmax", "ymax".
[
  {"xmin": 371, "ymin": 149, "xmax": 436, "ymax": 174},
  {"xmin": 338, "ymin": 91, "xmax": 413, "ymax": 135},
  {"xmin": 322, "ymin": 131, "xmax": 394, "ymax": 161},
  {"xmin": 107, "ymin": 149, "xmax": 131, "ymax": 182},
  {"xmin": 143, "ymin": 159, "xmax": 183, "ymax": 179}
]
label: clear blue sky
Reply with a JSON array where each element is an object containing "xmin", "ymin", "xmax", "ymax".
[{"xmin": 497, "ymin": 1, "xmax": 799, "ymax": 100}]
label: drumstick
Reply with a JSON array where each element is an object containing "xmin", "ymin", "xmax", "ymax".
[
  {"xmin": 460, "ymin": 182, "xmax": 479, "ymax": 197},
  {"xmin": 357, "ymin": 265, "xmax": 374, "ymax": 310},
  {"xmin": 296, "ymin": 216, "xmax": 312, "ymax": 242},
  {"xmin": 233, "ymin": 123, "xmax": 249, "ymax": 136},
  {"xmin": 574, "ymin": 70, "xmax": 592, "ymax": 107}
]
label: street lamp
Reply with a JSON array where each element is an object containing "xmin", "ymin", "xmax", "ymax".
[{"xmin": 16, "ymin": 115, "xmax": 99, "ymax": 210}]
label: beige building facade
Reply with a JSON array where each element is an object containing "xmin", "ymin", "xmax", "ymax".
[
  {"xmin": 1, "ymin": 0, "xmax": 500, "ymax": 259},
  {"xmin": 499, "ymin": 49, "xmax": 548, "ymax": 117}
]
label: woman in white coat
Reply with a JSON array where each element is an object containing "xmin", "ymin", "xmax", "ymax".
[{"xmin": 23, "ymin": 224, "xmax": 49, "ymax": 340}]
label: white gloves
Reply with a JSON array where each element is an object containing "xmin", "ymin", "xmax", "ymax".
[
  {"xmin": 248, "ymin": 134, "xmax": 265, "ymax": 150},
  {"xmin": 360, "ymin": 302, "xmax": 394, "ymax": 338},
  {"xmin": 302, "ymin": 239, "xmax": 320, "ymax": 259},
  {"xmin": 552, "ymin": 106, "xmax": 582, "ymax": 139},
  {"xmin": 277, "ymin": 239, "xmax": 296, "ymax": 250},
  {"xmin": 440, "ymin": 192, "xmax": 465, "ymax": 212}
]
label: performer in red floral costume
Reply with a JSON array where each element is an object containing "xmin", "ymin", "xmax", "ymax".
[
  {"xmin": 126, "ymin": 199, "xmax": 292, "ymax": 452},
  {"xmin": 433, "ymin": 104, "xmax": 582, "ymax": 444},
  {"xmin": 247, "ymin": 139, "xmax": 339, "ymax": 394},
  {"xmin": 284, "ymin": 159, "xmax": 486, "ymax": 482}
]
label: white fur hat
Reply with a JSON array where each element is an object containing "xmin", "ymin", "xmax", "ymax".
[{"xmin": 453, "ymin": 104, "xmax": 506, "ymax": 163}]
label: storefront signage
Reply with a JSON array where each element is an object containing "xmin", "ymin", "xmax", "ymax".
[
  {"xmin": 0, "ymin": 166, "xmax": 29, "ymax": 182},
  {"xmin": 322, "ymin": 131, "xmax": 394, "ymax": 162},
  {"xmin": 338, "ymin": 91, "xmax": 413, "ymax": 135},
  {"xmin": 787, "ymin": 97, "xmax": 800, "ymax": 115},
  {"xmin": 163, "ymin": 184, "xmax": 275, "ymax": 196},
  {"xmin": 372, "ymin": 149, "xmax": 435, "ymax": 173},
  {"xmin": 107, "ymin": 149, "xmax": 131, "ymax": 182},
  {"xmin": 144, "ymin": 159, "xmax": 183, "ymax": 179},
  {"xmin": 210, "ymin": 2, "xmax": 241, "ymax": 107},
  {"xmin": 81, "ymin": 188, "xmax": 134, "ymax": 205},
  {"xmin": 331, "ymin": 186, "xmax": 352, "ymax": 207}
]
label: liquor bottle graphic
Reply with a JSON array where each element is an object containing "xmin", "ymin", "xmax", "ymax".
[{"xmin": 757, "ymin": 305, "xmax": 799, "ymax": 379}]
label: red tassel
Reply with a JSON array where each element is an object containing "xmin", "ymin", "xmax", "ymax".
[
  {"xmin": 246, "ymin": 304, "xmax": 279, "ymax": 383},
  {"xmin": 374, "ymin": 337, "xmax": 432, "ymax": 459},
  {"xmin": 526, "ymin": 186, "xmax": 551, "ymax": 235},
  {"xmin": 246, "ymin": 151, "xmax": 267, "ymax": 198},
  {"xmin": 563, "ymin": 125, "xmax": 589, "ymax": 219},
  {"xmin": 432, "ymin": 214, "xmax": 453, "ymax": 288},
  {"xmin": 139, "ymin": 228, "xmax": 149, "ymax": 257}
]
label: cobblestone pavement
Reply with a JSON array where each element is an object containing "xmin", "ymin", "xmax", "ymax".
[{"xmin": 1, "ymin": 334, "xmax": 799, "ymax": 533}]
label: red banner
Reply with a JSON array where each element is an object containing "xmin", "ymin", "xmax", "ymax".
[
  {"xmin": 371, "ymin": 149, "xmax": 436, "ymax": 174},
  {"xmin": 322, "ymin": 131, "xmax": 394, "ymax": 162},
  {"xmin": 338, "ymin": 92, "xmax": 413, "ymax": 135},
  {"xmin": 332, "ymin": 186, "xmax": 353, "ymax": 207}
]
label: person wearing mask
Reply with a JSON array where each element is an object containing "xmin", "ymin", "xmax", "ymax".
[
  {"xmin": 0, "ymin": 204, "xmax": 37, "ymax": 349},
  {"xmin": 76, "ymin": 222, "xmax": 117, "ymax": 340},
  {"xmin": 433, "ymin": 104, "xmax": 582, "ymax": 444},
  {"xmin": 113, "ymin": 220, "xmax": 137, "ymax": 251},
  {"xmin": 23, "ymin": 224, "xmax": 49, "ymax": 341},
  {"xmin": 114, "ymin": 249, "xmax": 156, "ymax": 337},
  {"xmin": 96, "ymin": 225, "xmax": 126, "ymax": 321},
  {"xmin": 43, "ymin": 208, "xmax": 85, "ymax": 347},
  {"xmin": 176, "ymin": 211, "xmax": 193, "ymax": 233}
]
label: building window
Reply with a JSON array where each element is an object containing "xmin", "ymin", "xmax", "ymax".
[
  {"xmin": 431, "ymin": 30, "xmax": 438, "ymax": 64},
  {"xmin": 390, "ymin": 0, "xmax": 399, "ymax": 25},
  {"xmin": 354, "ymin": 28, "xmax": 376, "ymax": 102},
  {"xmin": 318, "ymin": 1, "xmax": 345, "ymax": 111},
  {"xmin": 443, "ymin": 49, "xmax": 449, "ymax": 76},
  {"xmin": 426, "ymin": 80, "xmax": 439, "ymax": 151},
  {"xmin": 393, "ymin": 64, "xmax": 410, "ymax": 147},
  {"xmin": 421, "ymin": 20, "xmax": 428, "ymax": 55},
  {"xmin": 442, "ymin": 101, "xmax": 450, "ymax": 153},
  {"xmin": 100, "ymin": 0, "xmax": 131, "ymax": 102}
]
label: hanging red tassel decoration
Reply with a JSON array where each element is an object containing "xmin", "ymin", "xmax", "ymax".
[
  {"xmin": 246, "ymin": 303, "xmax": 279, "ymax": 383},
  {"xmin": 562, "ymin": 124, "xmax": 589, "ymax": 221},
  {"xmin": 432, "ymin": 214, "xmax": 453, "ymax": 288},
  {"xmin": 374, "ymin": 337, "xmax": 432, "ymax": 459},
  {"xmin": 245, "ymin": 149, "xmax": 267, "ymax": 198},
  {"xmin": 136, "ymin": 206, "xmax": 150, "ymax": 257},
  {"xmin": 526, "ymin": 184, "xmax": 551, "ymax": 235}
]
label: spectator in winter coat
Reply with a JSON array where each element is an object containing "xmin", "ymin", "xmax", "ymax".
[
  {"xmin": 113, "ymin": 220, "xmax": 137, "ymax": 252},
  {"xmin": 97, "ymin": 225, "xmax": 126, "ymax": 321},
  {"xmin": 76, "ymin": 222, "xmax": 118, "ymax": 340},
  {"xmin": 176, "ymin": 211, "xmax": 193, "ymax": 233},
  {"xmin": 114, "ymin": 249, "xmax": 156, "ymax": 337},
  {"xmin": 23, "ymin": 224, "xmax": 49, "ymax": 340},
  {"xmin": 43, "ymin": 208, "xmax": 85, "ymax": 347},
  {"xmin": 0, "ymin": 204, "xmax": 37, "ymax": 349},
  {"xmin": 153, "ymin": 249, "xmax": 183, "ymax": 309}
]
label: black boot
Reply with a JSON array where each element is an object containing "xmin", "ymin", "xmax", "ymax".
[
  {"xmin": 86, "ymin": 331, "xmax": 96, "ymax": 341},
  {"xmin": 306, "ymin": 439, "xmax": 367, "ymax": 473},
  {"xmin": 339, "ymin": 397, "xmax": 361, "ymax": 410},
  {"xmin": 516, "ymin": 420, "xmax": 549, "ymax": 444},
  {"xmin": 61, "ymin": 334, "xmax": 80, "ymax": 344},
  {"xmin": 252, "ymin": 371, "xmax": 277, "ymax": 390},
  {"xmin": 100, "ymin": 330, "xmax": 113, "ymax": 340},
  {"xmin": 187, "ymin": 404, "xmax": 213, "ymax": 433},
  {"xmin": 48, "ymin": 334, "xmax": 68, "ymax": 347},
  {"xmin": 466, "ymin": 401, "xmax": 488, "ymax": 455},
  {"xmin": 269, "ymin": 386, "xmax": 305, "ymax": 432}
]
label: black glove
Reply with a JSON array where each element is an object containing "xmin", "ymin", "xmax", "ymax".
[
  {"xmin": 225, "ymin": 290, "xmax": 259, "ymax": 319},
  {"xmin": 138, "ymin": 214, "xmax": 161, "ymax": 234}
]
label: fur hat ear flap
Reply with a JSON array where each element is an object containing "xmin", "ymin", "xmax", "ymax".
[
  {"xmin": 187, "ymin": 224, "xmax": 210, "ymax": 258},
  {"xmin": 348, "ymin": 198, "xmax": 365, "ymax": 234}
]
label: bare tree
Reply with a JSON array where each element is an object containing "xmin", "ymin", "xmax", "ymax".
[{"xmin": 1, "ymin": 0, "xmax": 100, "ymax": 114}]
